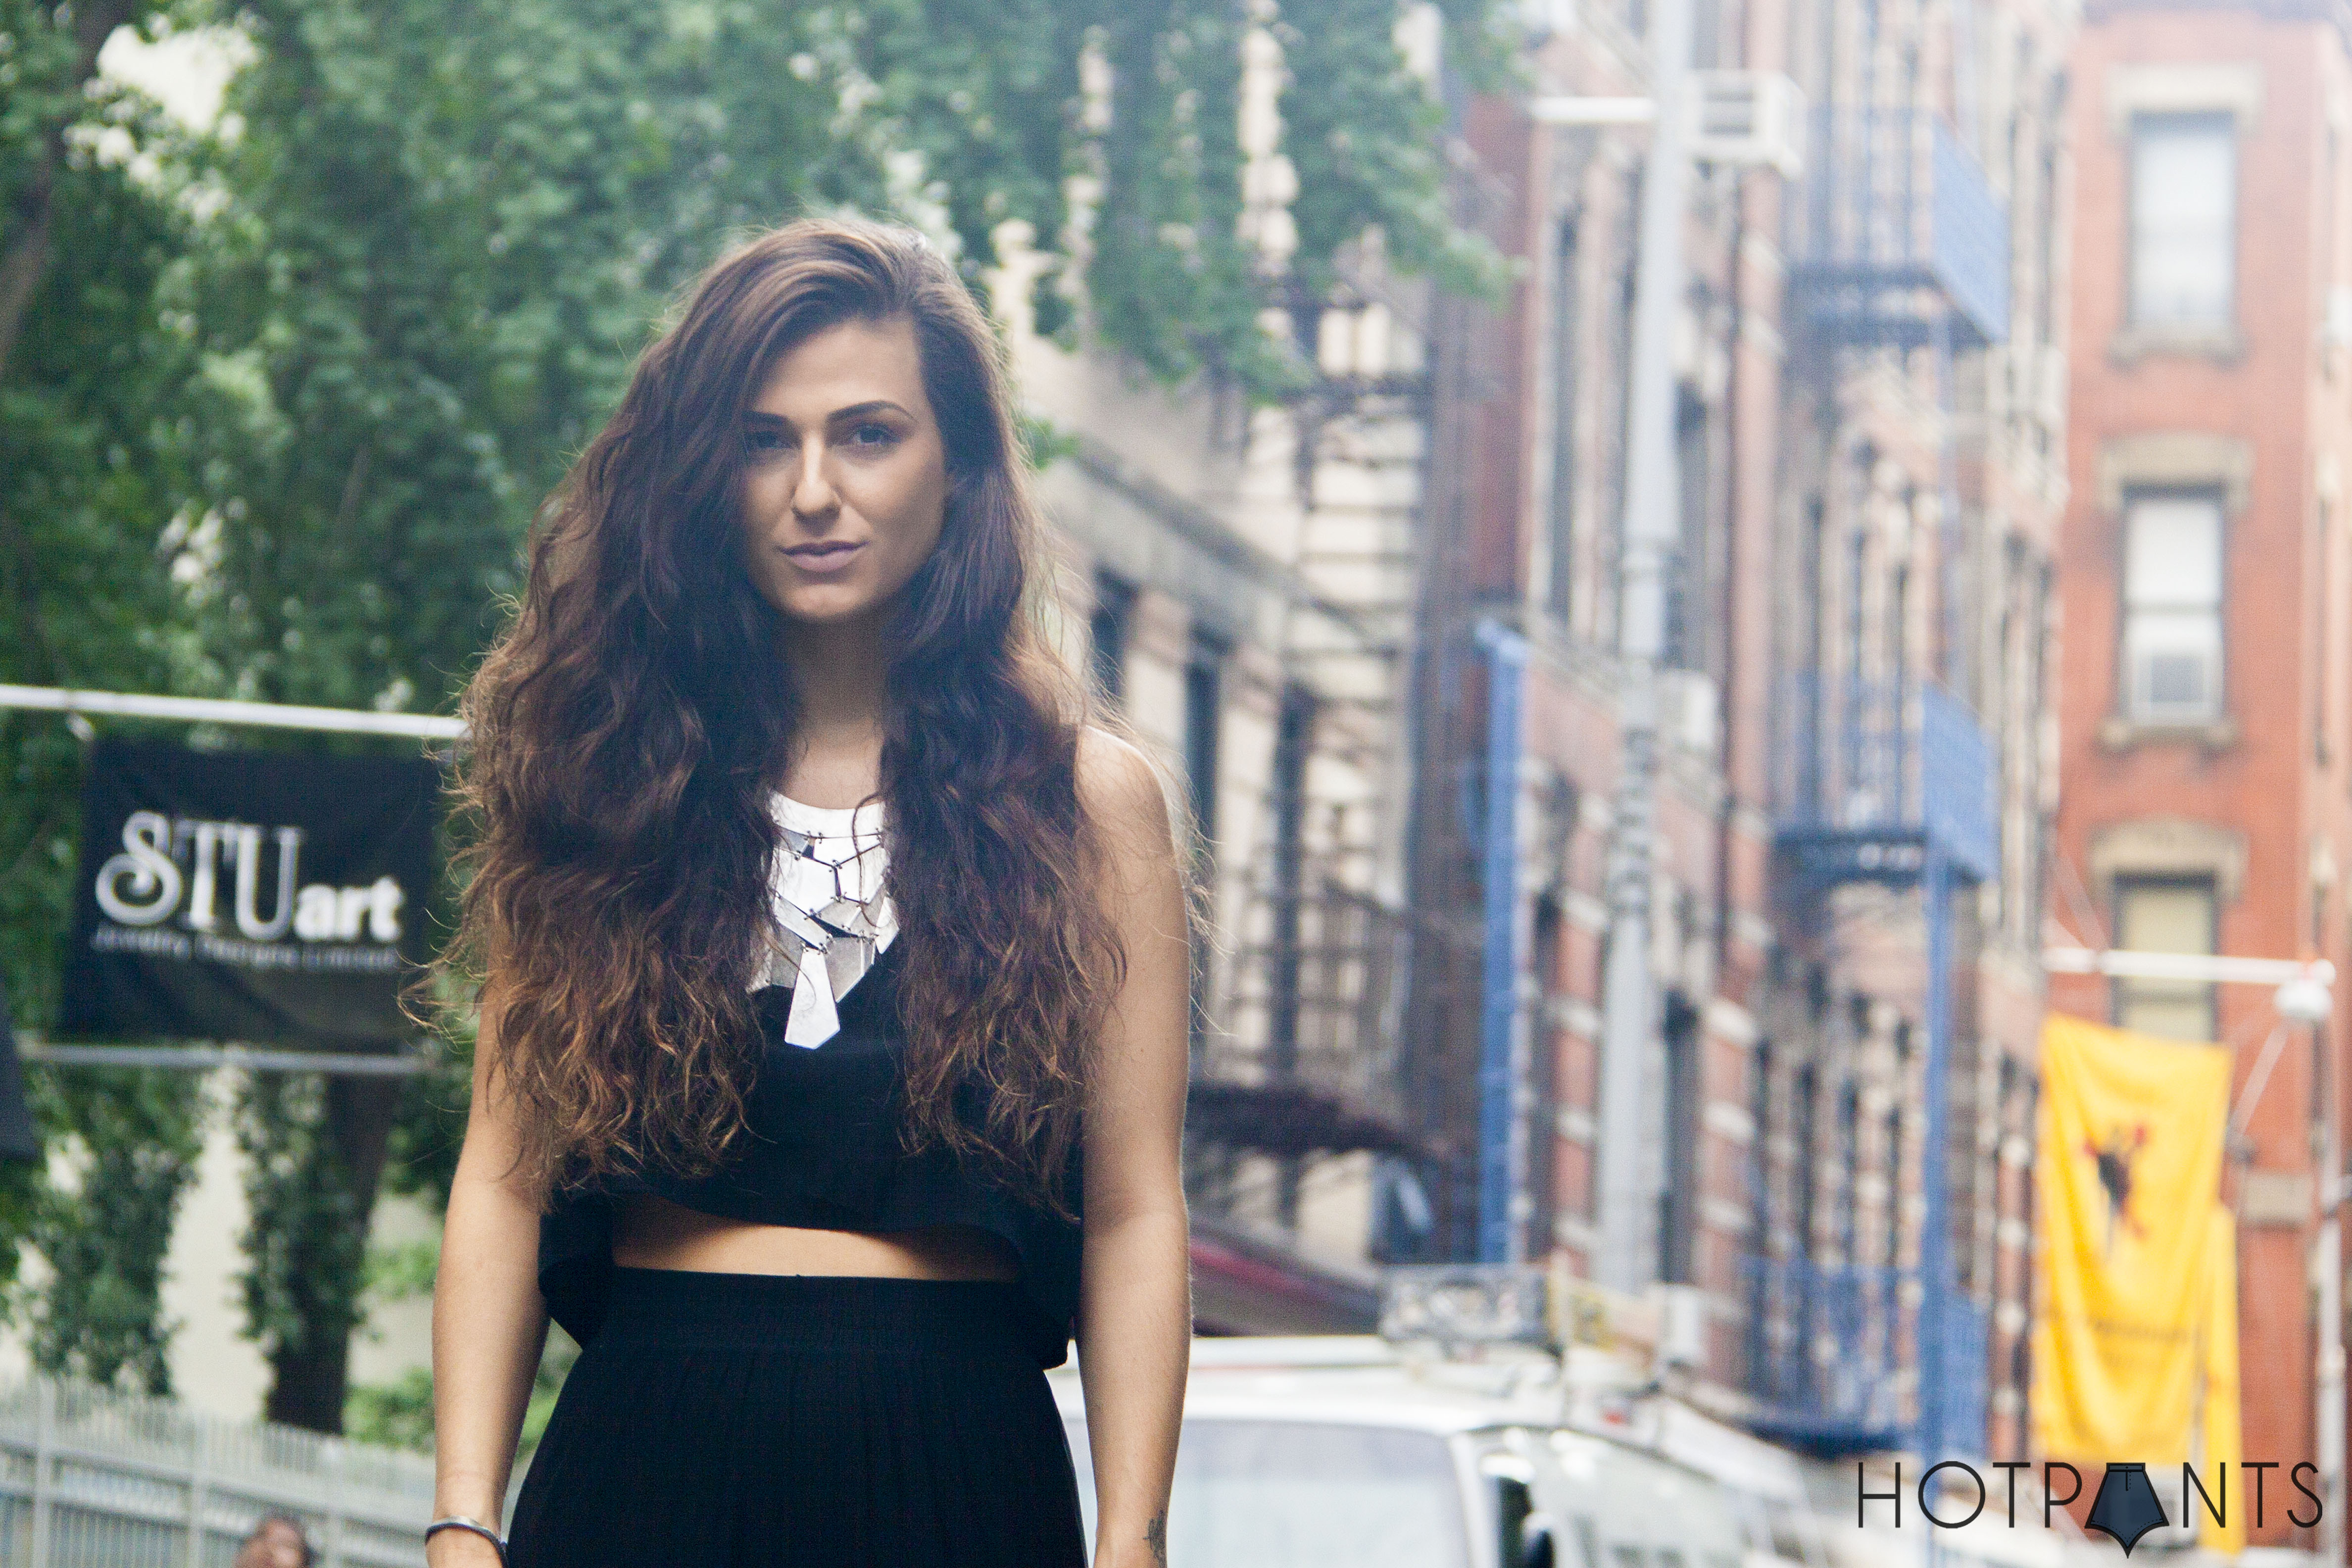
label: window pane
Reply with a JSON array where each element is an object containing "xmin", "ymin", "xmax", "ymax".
[
  {"xmin": 2131, "ymin": 114, "xmax": 2235, "ymax": 327},
  {"xmin": 2119, "ymin": 989, "xmax": 2215, "ymax": 1040},
  {"xmin": 2125, "ymin": 496, "xmax": 2221, "ymax": 607},
  {"xmin": 2115, "ymin": 881, "xmax": 2217, "ymax": 1041},
  {"xmin": 2126, "ymin": 608, "xmax": 2222, "ymax": 717},
  {"xmin": 2124, "ymin": 496, "xmax": 2223, "ymax": 720},
  {"xmin": 2117, "ymin": 882, "xmax": 2213, "ymax": 954}
]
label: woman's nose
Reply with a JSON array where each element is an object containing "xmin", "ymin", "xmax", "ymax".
[{"xmin": 791, "ymin": 446, "xmax": 842, "ymax": 519}]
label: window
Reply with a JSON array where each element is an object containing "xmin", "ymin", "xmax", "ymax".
[
  {"xmin": 1268, "ymin": 684, "xmax": 1316, "ymax": 1227},
  {"xmin": 1267, "ymin": 684, "xmax": 1316, "ymax": 1074},
  {"xmin": 1660, "ymin": 993, "xmax": 1702, "ymax": 1283},
  {"xmin": 1089, "ymin": 571, "xmax": 1137, "ymax": 707},
  {"xmin": 1184, "ymin": 630, "xmax": 1227, "ymax": 848},
  {"xmin": 1547, "ymin": 219, "xmax": 1581, "ymax": 620},
  {"xmin": 2036, "ymin": 91, "xmax": 2063, "ymax": 351},
  {"xmin": 2113, "ymin": 877, "xmax": 2218, "ymax": 1040},
  {"xmin": 1665, "ymin": 389, "xmax": 1711, "ymax": 673},
  {"xmin": 1881, "ymin": 1103, "xmax": 1903, "ymax": 1269},
  {"xmin": 1531, "ymin": 897, "xmax": 1564, "ymax": 1253},
  {"xmin": 1793, "ymin": 1062, "xmax": 1818, "ymax": 1257},
  {"xmin": 1691, "ymin": 0, "xmax": 1723, "ymax": 68},
  {"xmin": 2123, "ymin": 492, "xmax": 2224, "ymax": 722},
  {"xmin": 1748, "ymin": 1036, "xmax": 1774, "ymax": 1243},
  {"xmin": 1837, "ymin": 1078, "xmax": 1861, "ymax": 1263},
  {"xmin": 2130, "ymin": 112, "xmax": 2236, "ymax": 329},
  {"xmin": 1603, "ymin": 179, "xmax": 1640, "ymax": 640}
]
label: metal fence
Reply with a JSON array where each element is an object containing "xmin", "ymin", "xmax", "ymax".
[{"xmin": 0, "ymin": 1377, "xmax": 432, "ymax": 1567}]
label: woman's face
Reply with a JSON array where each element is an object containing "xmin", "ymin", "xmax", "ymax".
[{"xmin": 736, "ymin": 315, "xmax": 952, "ymax": 630}]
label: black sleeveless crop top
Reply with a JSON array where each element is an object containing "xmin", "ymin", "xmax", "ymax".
[{"xmin": 535, "ymin": 934, "xmax": 1083, "ymax": 1368}]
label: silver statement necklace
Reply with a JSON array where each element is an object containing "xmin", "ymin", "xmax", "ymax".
[{"xmin": 760, "ymin": 795, "xmax": 897, "ymax": 1048}]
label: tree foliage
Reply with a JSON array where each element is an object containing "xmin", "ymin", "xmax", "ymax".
[
  {"xmin": 1, "ymin": 8, "xmax": 221, "ymax": 1393},
  {"xmin": 22, "ymin": 1067, "xmax": 205, "ymax": 1394}
]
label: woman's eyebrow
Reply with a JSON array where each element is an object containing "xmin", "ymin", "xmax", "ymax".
[
  {"xmin": 742, "ymin": 399, "xmax": 912, "ymax": 429},
  {"xmin": 828, "ymin": 399, "xmax": 913, "ymax": 423}
]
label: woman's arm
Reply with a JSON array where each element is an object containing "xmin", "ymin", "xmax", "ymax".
[
  {"xmin": 429, "ymin": 984, "xmax": 551, "ymax": 1566},
  {"xmin": 1075, "ymin": 731, "xmax": 1193, "ymax": 1568}
]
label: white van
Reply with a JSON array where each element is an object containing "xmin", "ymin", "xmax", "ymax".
[{"xmin": 1050, "ymin": 1338, "xmax": 1792, "ymax": 1568}]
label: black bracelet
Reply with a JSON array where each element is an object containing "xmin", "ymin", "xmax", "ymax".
[{"xmin": 426, "ymin": 1516, "xmax": 508, "ymax": 1563}]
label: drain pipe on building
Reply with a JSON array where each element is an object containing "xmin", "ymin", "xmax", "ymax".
[
  {"xmin": 1591, "ymin": 0, "xmax": 1696, "ymax": 1296},
  {"xmin": 1474, "ymin": 621, "xmax": 1533, "ymax": 1264}
]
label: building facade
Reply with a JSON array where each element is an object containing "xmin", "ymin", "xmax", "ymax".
[
  {"xmin": 991, "ymin": 44, "xmax": 1441, "ymax": 1326},
  {"xmin": 1405, "ymin": 0, "xmax": 2071, "ymax": 1460},
  {"xmin": 2055, "ymin": 0, "xmax": 2352, "ymax": 1543}
]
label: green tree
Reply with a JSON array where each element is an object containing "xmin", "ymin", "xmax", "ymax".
[
  {"xmin": 22, "ymin": 1068, "xmax": 205, "ymax": 1394},
  {"xmin": 0, "ymin": 1, "xmax": 185, "ymax": 378},
  {"xmin": 1, "ymin": 8, "xmax": 222, "ymax": 1395}
]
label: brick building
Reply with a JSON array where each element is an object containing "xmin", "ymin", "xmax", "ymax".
[
  {"xmin": 2055, "ymin": 0, "xmax": 2352, "ymax": 1543},
  {"xmin": 1404, "ymin": 0, "xmax": 2071, "ymax": 1459}
]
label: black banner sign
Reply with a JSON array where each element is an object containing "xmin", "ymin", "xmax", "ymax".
[{"xmin": 57, "ymin": 740, "xmax": 440, "ymax": 1045}]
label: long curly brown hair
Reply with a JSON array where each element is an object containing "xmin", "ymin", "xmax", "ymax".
[{"xmin": 446, "ymin": 217, "xmax": 1120, "ymax": 1209}]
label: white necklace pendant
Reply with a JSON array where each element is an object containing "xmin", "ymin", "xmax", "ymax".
[
  {"xmin": 766, "ymin": 793, "xmax": 895, "ymax": 1047},
  {"xmin": 824, "ymin": 934, "xmax": 873, "ymax": 998},
  {"xmin": 784, "ymin": 944, "xmax": 841, "ymax": 1046}
]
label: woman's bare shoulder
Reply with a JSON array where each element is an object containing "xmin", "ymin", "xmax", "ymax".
[{"xmin": 1074, "ymin": 726, "xmax": 1177, "ymax": 856}]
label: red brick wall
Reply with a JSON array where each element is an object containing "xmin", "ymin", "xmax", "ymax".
[{"xmin": 2059, "ymin": 4, "xmax": 2352, "ymax": 1543}]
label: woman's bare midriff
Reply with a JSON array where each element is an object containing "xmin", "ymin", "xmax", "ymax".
[{"xmin": 610, "ymin": 1193, "xmax": 1019, "ymax": 1280}]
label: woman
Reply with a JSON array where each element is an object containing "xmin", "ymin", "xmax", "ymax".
[{"xmin": 427, "ymin": 217, "xmax": 1192, "ymax": 1568}]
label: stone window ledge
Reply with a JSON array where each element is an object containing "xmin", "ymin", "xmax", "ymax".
[
  {"xmin": 2108, "ymin": 324, "xmax": 2245, "ymax": 366},
  {"xmin": 2096, "ymin": 713, "xmax": 2239, "ymax": 752}
]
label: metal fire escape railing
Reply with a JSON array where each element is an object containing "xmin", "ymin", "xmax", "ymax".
[
  {"xmin": 1751, "ymin": 678, "xmax": 1997, "ymax": 1458},
  {"xmin": 1191, "ymin": 874, "xmax": 1421, "ymax": 1164},
  {"xmin": 1791, "ymin": 109, "xmax": 2011, "ymax": 349},
  {"xmin": 1772, "ymin": 678, "xmax": 1998, "ymax": 894},
  {"xmin": 1742, "ymin": 100, "xmax": 2010, "ymax": 1462}
]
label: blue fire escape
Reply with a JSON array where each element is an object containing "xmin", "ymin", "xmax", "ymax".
[{"xmin": 1745, "ymin": 109, "xmax": 2009, "ymax": 1461}]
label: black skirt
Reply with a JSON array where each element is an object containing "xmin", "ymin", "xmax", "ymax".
[{"xmin": 506, "ymin": 1268, "xmax": 1090, "ymax": 1568}]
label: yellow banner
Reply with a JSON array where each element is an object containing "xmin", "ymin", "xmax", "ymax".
[
  {"xmin": 2032, "ymin": 1015, "xmax": 2230, "ymax": 1465},
  {"xmin": 2199, "ymin": 1205, "xmax": 2245, "ymax": 1554}
]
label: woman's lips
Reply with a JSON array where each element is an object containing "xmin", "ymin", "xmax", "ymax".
[{"xmin": 781, "ymin": 539, "xmax": 865, "ymax": 577}]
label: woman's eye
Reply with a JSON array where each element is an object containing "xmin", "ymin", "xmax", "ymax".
[
  {"xmin": 848, "ymin": 424, "xmax": 899, "ymax": 449},
  {"xmin": 743, "ymin": 426, "xmax": 791, "ymax": 453}
]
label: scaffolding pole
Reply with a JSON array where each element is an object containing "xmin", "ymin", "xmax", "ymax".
[
  {"xmin": 0, "ymin": 684, "xmax": 464, "ymax": 741},
  {"xmin": 13, "ymin": 1039, "xmax": 432, "ymax": 1076}
]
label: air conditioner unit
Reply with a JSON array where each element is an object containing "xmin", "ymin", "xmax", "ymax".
[
  {"xmin": 2131, "ymin": 645, "xmax": 2218, "ymax": 723},
  {"xmin": 1690, "ymin": 72, "xmax": 1807, "ymax": 178}
]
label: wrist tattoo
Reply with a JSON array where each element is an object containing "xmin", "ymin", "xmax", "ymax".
[{"xmin": 1144, "ymin": 1512, "xmax": 1168, "ymax": 1566}]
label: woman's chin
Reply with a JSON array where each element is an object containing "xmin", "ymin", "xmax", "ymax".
[{"xmin": 774, "ymin": 583, "xmax": 889, "ymax": 630}]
